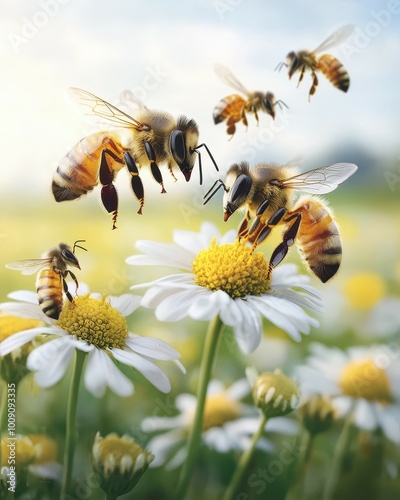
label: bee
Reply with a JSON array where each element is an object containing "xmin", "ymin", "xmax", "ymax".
[
  {"xmin": 203, "ymin": 162, "xmax": 357, "ymax": 282},
  {"xmin": 5, "ymin": 241, "xmax": 86, "ymax": 320},
  {"xmin": 52, "ymin": 88, "xmax": 219, "ymax": 229},
  {"xmin": 213, "ymin": 64, "xmax": 287, "ymax": 139},
  {"xmin": 276, "ymin": 25, "xmax": 354, "ymax": 100}
]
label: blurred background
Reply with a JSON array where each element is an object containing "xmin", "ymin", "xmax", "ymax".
[{"xmin": 1, "ymin": 0, "xmax": 399, "ymax": 498}]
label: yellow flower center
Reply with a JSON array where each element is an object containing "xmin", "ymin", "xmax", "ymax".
[
  {"xmin": 0, "ymin": 315, "xmax": 43, "ymax": 341},
  {"xmin": 192, "ymin": 239, "xmax": 270, "ymax": 298},
  {"xmin": 96, "ymin": 435, "xmax": 144, "ymax": 466},
  {"xmin": 339, "ymin": 358, "xmax": 392, "ymax": 402},
  {"xmin": 343, "ymin": 273, "xmax": 386, "ymax": 310},
  {"xmin": 27, "ymin": 434, "xmax": 58, "ymax": 464},
  {"xmin": 201, "ymin": 394, "xmax": 241, "ymax": 431},
  {"xmin": 1, "ymin": 436, "xmax": 36, "ymax": 466},
  {"xmin": 57, "ymin": 294, "xmax": 127, "ymax": 349}
]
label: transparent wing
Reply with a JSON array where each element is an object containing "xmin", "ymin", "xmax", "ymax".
[
  {"xmin": 67, "ymin": 87, "xmax": 147, "ymax": 131},
  {"xmin": 214, "ymin": 64, "xmax": 250, "ymax": 95},
  {"xmin": 278, "ymin": 163, "xmax": 358, "ymax": 194},
  {"xmin": 313, "ymin": 25, "xmax": 355, "ymax": 54},
  {"xmin": 5, "ymin": 258, "xmax": 53, "ymax": 275},
  {"xmin": 118, "ymin": 89, "xmax": 148, "ymax": 113}
]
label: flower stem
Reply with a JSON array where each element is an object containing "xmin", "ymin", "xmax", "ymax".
[
  {"xmin": 176, "ymin": 315, "xmax": 224, "ymax": 499},
  {"xmin": 60, "ymin": 349, "xmax": 87, "ymax": 500},
  {"xmin": 223, "ymin": 413, "xmax": 268, "ymax": 500},
  {"xmin": 322, "ymin": 412, "xmax": 354, "ymax": 500}
]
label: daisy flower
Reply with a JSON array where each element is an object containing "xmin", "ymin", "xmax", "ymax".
[
  {"xmin": 126, "ymin": 222, "xmax": 322, "ymax": 354},
  {"xmin": 0, "ymin": 289, "xmax": 184, "ymax": 397},
  {"xmin": 141, "ymin": 378, "xmax": 299, "ymax": 469},
  {"xmin": 295, "ymin": 343, "xmax": 400, "ymax": 443}
]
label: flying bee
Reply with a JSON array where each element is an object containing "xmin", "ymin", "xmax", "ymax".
[
  {"xmin": 5, "ymin": 241, "xmax": 86, "ymax": 320},
  {"xmin": 276, "ymin": 25, "xmax": 354, "ymax": 100},
  {"xmin": 52, "ymin": 88, "xmax": 219, "ymax": 229},
  {"xmin": 213, "ymin": 64, "xmax": 287, "ymax": 139},
  {"xmin": 203, "ymin": 162, "xmax": 357, "ymax": 282}
]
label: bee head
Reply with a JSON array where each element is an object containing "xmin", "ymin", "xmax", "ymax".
[
  {"xmin": 59, "ymin": 243, "xmax": 82, "ymax": 270},
  {"xmin": 263, "ymin": 92, "xmax": 276, "ymax": 119},
  {"xmin": 223, "ymin": 164, "xmax": 252, "ymax": 221},
  {"xmin": 170, "ymin": 117, "xmax": 199, "ymax": 182},
  {"xmin": 286, "ymin": 51, "xmax": 299, "ymax": 78}
]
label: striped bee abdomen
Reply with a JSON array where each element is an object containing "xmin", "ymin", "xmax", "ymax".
[
  {"xmin": 317, "ymin": 54, "xmax": 350, "ymax": 93},
  {"xmin": 36, "ymin": 268, "xmax": 63, "ymax": 319},
  {"xmin": 295, "ymin": 198, "xmax": 342, "ymax": 283}
]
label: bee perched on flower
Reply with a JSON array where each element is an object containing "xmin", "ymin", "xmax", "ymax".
[
  {"xmin": 0, "ymin": 289, "xmax": 184, "ymax": 397},
  {"xmin": 127, "ymin": 222, "xmax": 322, "ymax": 354}
]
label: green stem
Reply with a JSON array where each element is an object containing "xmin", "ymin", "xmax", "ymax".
[
  {"xmin": 176, "ymin": 315, "xmax": 224, "ymax": 499},
  {"xmin": 322, "ymin": 412, "xmax": 354, "ymax": 500},
  {"xmin": 223, "ymin": 413, "xmax": 268, "ymax": 500},
  {"xmin": 299, "ymin": 431, "xmax": 314, "ymax": 500},
  {"xmin": 60, "ymin": 349, "xmax": 87, "ymax": 500}
]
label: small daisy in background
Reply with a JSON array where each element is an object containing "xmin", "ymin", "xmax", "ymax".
[
  {"xmin": 92, "ymin": 432, "xmax": 154, "ymax": 498},
  {"xmin": 295, "ymin": 342, "xmax": 400, "ymax": 444},
  {"xmin": 127, "ymin": 221, "xmax": 322, "ymax": 354},
  {"xmin": 0, "ymin": 289, "xmax": 184, "ymax": 397},
  {"xmin": 141, "ymin": 378, "xmax": 298, "ymax": 469}
]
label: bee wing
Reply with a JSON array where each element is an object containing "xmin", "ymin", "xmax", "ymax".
[
  {"xmin": 66, "ymin": 87, "xmax": 147, "ymax": 131},
  {"xmin": 279, "ymin": 163, "xmax": 357, "ymax": 194},
  {"xmin": 5, "ymin": 258, "xmax": 53, "ymax": 275},
  {"xmin": 214, "ymin": 64, "xmax": 250, "ymax": 95},
  {"xmin": 313, "ymin": 25, "xmax": 355, "ymax": 54}
]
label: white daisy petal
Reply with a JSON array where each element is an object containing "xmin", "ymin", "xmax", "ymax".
[
  {"xmin": 108, "ymin": 294, "xmax": 142, "ymax": 316},
  {"xmin": 112, "ymin": 348, "xmax": 171, "ymax": 393},
  {"xmin": 233, "ymin": 300, "xmax": 262, "ymax": 354},
  {"xmin": 85, "ymin": 349, "xmax": 134, "ymax": 398},
  {"xmin": 0, "ymin": 302, "xmax": 52, "ymax": 322},
  {"xmin": 188, "ymin": 290, "xmax": 230, "ymax": 321},
  {"xmin": 146, "ymin": 430, "xmax": 185, "ymax": 468},
  {"xmin": 154, "ymin": 289, "xmax": 205, "ymax": 322},
  {"xmin": 376, "ymin": 404, "xmax": 400, "ymax": 444},
  {"xmin": 353, "ymin": 399, "xmax": 378, "ymax": 430},
  {"xmin": 0, "ymin": 326, "xmax": 62, "ymax": 356},
  {"xmin": 7, "ymin": 290, "xmax": 38, "ymax": 304},
  {"xmin": 30, "ymin": 342, "xmax": 75, "ymax": 388},
  {"xmin": 125, "ymin": 336, "xmax": 181, "ymax": 361}
]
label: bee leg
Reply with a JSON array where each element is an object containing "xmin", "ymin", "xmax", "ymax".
[
  {"xmin": 238, "ymin": 210, "xmax": 252, "ymax": 240},
  {"xmin": 267, "ymin": 212, "xmax": 302, "ymax": 278},
  {"xmin": 297, "ymin": 66, "xmax": 306, "ymax": 87},
  {"xmin": 240, "ymin": 108, "xmax": 249, "ymax": 130},
  {"xmin": 124, "ymin": 152, "xmax": 145, "ymax": 215},
  {"xmin": 168, "ymin": 162, "xmax": 178, "ymax": 182},
  {"xmin": 226, "ymin": 116, "xmax": 237, "ymax": 139},
  {"xmin": 308, "ymin": 72, "xmax": 319, "ymax": 101},
  {"xmin": 144, "ymin": 142, "xmax": 166, "ymax": 194},
  {"xmin": 253, "ymin": 109, "xmax": 260, "ymax": 127},
  {"xmin": 99, "ymin": 148, "xmax": 123, "ymax": 230}
]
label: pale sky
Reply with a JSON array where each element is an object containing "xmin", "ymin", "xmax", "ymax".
[{"xmin": 1, "ymin": 0, "xmax": 399, "ymax": 199}]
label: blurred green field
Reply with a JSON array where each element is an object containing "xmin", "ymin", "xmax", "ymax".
[{"xmin": 1, "ymin": 183, "xmax": 399, "ymax": 499}]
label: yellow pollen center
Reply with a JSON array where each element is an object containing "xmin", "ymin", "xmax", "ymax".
[
  {"xmin": 192, "ymin": 239, "xmax": 270, "ymax": 298},
  {"xmin": 27, "ymin": 434, "xmax": 58, "ymax": 464},
  {"xmin": 201, "ymin": 394, "xmax": 241, "ymax": 431},
  {"xmin": 339, "ymin": 358, "xmax": 392, "ymax": 403},
  {"xmin": 57, "ymin": 294, "xmax": 127, "ymax": 350},
  {"xmin": 0, "ymin": 315, "xmax": 43, "ymax": 341},
  {"xmin": 97, "ymin": 435, "xmax": 143, "ymax": 465}
]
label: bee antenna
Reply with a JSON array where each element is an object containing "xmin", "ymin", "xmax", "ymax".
[
  {"xmin": 73, "ymin": 239, "xmax": 87, "ymax": 253},
  {"xmin": 275, "ymin": 62, "xmax": 287, "ymax": 72},
  {"xmin": 192, "ymin": 143, "xmax": 220, "ymax": 185},
  {"xmin": 203, "ymin": 179, "xmax": 228, "ymax": 205},
  {"xmin": 275, "ymin": 99, "xmax": 289, "ymax": 110}
]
